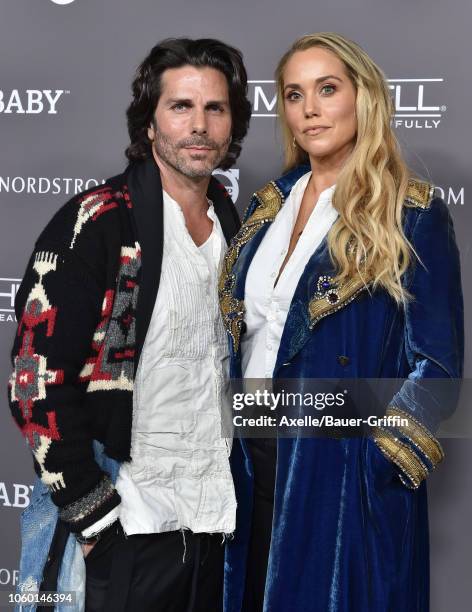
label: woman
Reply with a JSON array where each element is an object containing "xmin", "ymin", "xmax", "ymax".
[{"xmin": 219, "ymin": 33, "xmax": 463, "ymax": 612}]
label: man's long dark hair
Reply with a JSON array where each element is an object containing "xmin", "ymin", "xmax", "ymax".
[{"xmin": 126, "ymin": 38, "xmax": 252, "ymax": 170}]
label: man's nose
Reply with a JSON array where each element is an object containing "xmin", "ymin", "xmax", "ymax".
[{"xmin": 191, "ymin": 106, "xmax": 208, "ymax": 134}]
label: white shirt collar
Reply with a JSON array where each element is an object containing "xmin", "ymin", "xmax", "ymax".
[{"xmin": 289, "ymin": 170, "xmax": 336, "ymax": 205}]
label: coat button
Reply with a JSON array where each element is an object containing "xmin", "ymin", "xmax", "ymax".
[{"xmin": 337, "ymin": 355, "xmax": 350, "ymax": 366}]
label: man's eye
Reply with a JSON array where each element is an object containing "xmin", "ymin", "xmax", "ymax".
[
  {"xmin": 320, "ymin": 84, "xmax": 336, "ymax": 95},
  {"xmin": 172, "ymin": 103, "xmax": 189, "ymax": 111},
  {"xmin": 207, "ymin": 104, "xmax": 224, "ymax": 112}
]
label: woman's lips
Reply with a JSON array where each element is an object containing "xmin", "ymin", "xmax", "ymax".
[{"xmin": 304, "ymin": 126, "xmax": 329, "ymax": 136}]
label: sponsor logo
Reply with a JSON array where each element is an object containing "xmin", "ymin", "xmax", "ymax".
[
  {"xmin": 0, "ymin": 176, "xmax": 104, "ymax": 196},
  {"xmin": 437, "ymin": 185, "xmax": 465, "ymax": 206},
  {"xmin": 212, "ymin": 169, "xmax": 240, "ymax": 203},
  {"xmin": 0, "ymin": 172, "xmax": 239, "ymax": 200},
  {"xmin": 389, "ymin": 79, "xmax": 446, "ymax": 129},
  {"xmin": 0, "ymin": 90, "xmax": 69, "ymax": 114},
  {"xmin": 0, "ymin": 278, "xmax": 20, "ymax": 323},
  {"xmin": 0, "ymin": 569, "xmax": 19, "ymax": 586},
  {"xmin": 249, "ymin": 81, "xmax": 277, "ymax": 117},
  {"xmin": 0, "ymin": 482, "xmax": 34, "ymax": 509},
  {"xmin": 249, "ymin": 78, "xmax": 446, "ymax": 128}
]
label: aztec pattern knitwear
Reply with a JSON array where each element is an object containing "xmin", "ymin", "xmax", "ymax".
[{"xmin": 8, "ymin": 179, "xmax": 140, "ymax": 533}]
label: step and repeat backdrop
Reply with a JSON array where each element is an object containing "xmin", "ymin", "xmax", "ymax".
[{"xmin": 0, "ymin": 0, "xmax": 471, "ymax": 609}]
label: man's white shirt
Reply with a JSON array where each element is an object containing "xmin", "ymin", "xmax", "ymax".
[{"xmin": 83, "ymin": 190, "xmax": 235, "ymax": 537}]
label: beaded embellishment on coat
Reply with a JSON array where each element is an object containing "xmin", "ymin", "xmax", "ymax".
[
  {"xmin": 308, "ymin": 274, "xmax": 371, "ymax": 329},
  {"xmin": 405, "ymin": 179, "xmax": 435, "ymax": 209},
  {"xmin": 219, "ymin": 181, "xmax": 283, "ymax": 352}
]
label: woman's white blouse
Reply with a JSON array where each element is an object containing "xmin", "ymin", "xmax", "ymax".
[{"xmin": 242, "ymin": 171, "xmax": 338, "ymax": 378}]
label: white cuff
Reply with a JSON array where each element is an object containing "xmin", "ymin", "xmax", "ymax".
[{"xmin": 81, "ymin": 506, "xmax": 120, "ymax": 537}]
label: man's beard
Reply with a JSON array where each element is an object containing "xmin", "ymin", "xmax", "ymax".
[{"xmin": 152, "ymin": 124, "xmax": 231, "ymax": 178}]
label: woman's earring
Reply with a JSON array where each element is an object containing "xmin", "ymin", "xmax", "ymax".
[{"xmin": 292, "ymin": 136, "xmax": 297, "ymax": 148}]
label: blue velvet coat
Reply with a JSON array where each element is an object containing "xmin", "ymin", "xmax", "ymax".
[{"xmin": 219, "ymin": 166, "xmax": 463, "ymax": 612}]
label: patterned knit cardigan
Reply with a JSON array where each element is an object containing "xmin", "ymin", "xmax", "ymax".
[{"xmin": 9, "ymin": 170, "xmax": 151, "ymax": 533}]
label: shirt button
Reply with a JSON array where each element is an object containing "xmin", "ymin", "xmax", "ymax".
[
  {"xmin": 267, "ymin": 344, "xmax": 273, "ymax": 350},
  {"xmin": 271, "ymin": 272, "xmax": 276, "ymax": 278}
]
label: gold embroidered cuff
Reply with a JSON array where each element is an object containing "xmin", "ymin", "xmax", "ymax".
[
  {"xmin": 372, "ymin": 426, "xmax": 429, "ymax": 489},
  {"xmin": 386, "ymin": 406, "xmax": 445, "ymax": 469}
]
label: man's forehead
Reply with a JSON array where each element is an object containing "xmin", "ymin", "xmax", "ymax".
[{"xmin": 160, "ymin": 65, "xmax": 229, "ymax": 97}]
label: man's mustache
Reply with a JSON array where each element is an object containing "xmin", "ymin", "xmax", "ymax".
[{"xmin": 178, "ymin": 136, "xmax": 229, "ymax": 149}]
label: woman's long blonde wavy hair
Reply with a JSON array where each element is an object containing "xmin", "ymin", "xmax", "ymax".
[{"xmin": 276, "ymin": 33, "xmax": 412, "ymax": 303}]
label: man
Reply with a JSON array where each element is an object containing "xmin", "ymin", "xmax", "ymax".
[{"xmin": 8, "ymin": 38, "xmax": 251, "ymax": 611}]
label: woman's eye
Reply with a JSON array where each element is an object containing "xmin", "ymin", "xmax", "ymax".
[
  {"xmin": 286, "ymin": 91, "xmax": 301, "ymax": 101},
  {"xmin": 320, "ymin": 84, "xmax": 336, "ymax": 95}
]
